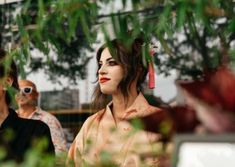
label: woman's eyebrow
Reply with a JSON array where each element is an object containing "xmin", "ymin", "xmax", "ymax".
[
  {"xmin": 106, "ymin": 57, "xmax": 115, "ymax": 62},
  {"xmin": 99, "ymin": 57, "xmax": 114, "ymax": 63}
]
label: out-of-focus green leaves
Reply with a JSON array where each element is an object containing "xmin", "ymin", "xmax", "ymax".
[
  {"xmin": 154, "ymin": 0, "xmax": 235, "ymax": 78},
  {"xmin": 1, "ymin": 0, "xmax": 98, "ymax": 83},
  {"xmin": 176, "ymin": 1, "xmax": 187, "ymax": 29},
  {"xmin": 0, "ymin": 147, "xmax": 7, "ymax": 160},
  {"xmin": 99, "ymin": 151, "xmax": 117, "ymax": 167},
  {"xmin": 1, "ymin": 0, "xmax": 235, "ymax": 81},
  {"xmin": 98, "ymin": 0, "xmax": 235, "ymax": 79},
  {"xmin": 1, "ymin": 0, "xmax": 235, "ymax": 166},
  {"xmin": 15, "ymin": 138, "xmax": 55, "ymax": 167},
  {"xmin": 130, "ymin": 118, "xmax": 144, "ymax": 131}
]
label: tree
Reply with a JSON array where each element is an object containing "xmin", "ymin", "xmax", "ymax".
[
  {"xmin": 1, "ymin": 0, "xmax": 235, "ymax": 82},
  {"xmin": 1, "ymin": 0, "xmax": 98, "ymax": 83},
  {"xmin": 151, "ymin": 0, "xmax": 235, "ymax": 79},
  {"xmin": 99, "ymin": 0, "xmax": 235, "ymax": 79}
]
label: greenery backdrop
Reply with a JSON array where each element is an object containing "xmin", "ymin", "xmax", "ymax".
[
  {"xmin": 1, "ymin": 0, "xmax": 235, "ymax": 166},
  {"xmin": 1, "ymin": 0, "xmax": 235, "ymax": 83}
]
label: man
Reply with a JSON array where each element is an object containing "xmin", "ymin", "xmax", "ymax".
[{"xmin": 15, "ymin": 79, "xmax": 67, "ymax": 155}]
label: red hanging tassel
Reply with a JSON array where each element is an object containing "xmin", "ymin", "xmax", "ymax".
[{"xmin": 148, "ymin": 62, "xmax": 155, "ymax": 89}]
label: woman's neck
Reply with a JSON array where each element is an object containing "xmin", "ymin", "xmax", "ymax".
[{"xmin": 111, "ymin": 89, "xmax": 138, "ymax": 120}]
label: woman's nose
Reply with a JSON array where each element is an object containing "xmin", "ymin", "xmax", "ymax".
[{"xmin": 98, "ymin": 64, "xmax": 107, "ymax": 75}]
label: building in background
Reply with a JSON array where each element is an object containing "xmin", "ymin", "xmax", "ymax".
[
  {"xmin": 39, "ymin": 88, "xmax": 80, "ymax": 110},
  {"xmin": 39, "ymin": 88, "xmax": 86, "ymax": 145}
]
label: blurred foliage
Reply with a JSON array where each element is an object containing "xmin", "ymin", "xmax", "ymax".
[
  {"xmin": 1, "ymin": 0, "xmax": 98, "ymax": 83},
  {"xmin": 100, "ymin": 0, "xmax": 235, "ymax": 79},
  {"xmin": 152, "ymin": 0, "xmax": 235, "ymax": 79},
  {"xmin": 112, "ymin": 0, "xmax": 235, "ymax": 78},
  {"xmin": 1, "ymin": 0, "xmax": 235, "ymax": 82},
  {"xmin": 1, "ymin": 1, "xmax": 234, "ymax": 166},
  {"xmin": 0, "ymin": 137, "xmax": 56, "ymax": 167}
]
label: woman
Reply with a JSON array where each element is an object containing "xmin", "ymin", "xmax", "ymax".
[
  {"xmin": 68, "ymin": 36, "xmax": 164, "ymax": 166},
  {"xmin": 0, "ymin": 49, "xmax": 55, "ymax": 162}
]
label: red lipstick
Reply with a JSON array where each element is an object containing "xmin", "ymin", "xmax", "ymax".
[{"xmin": 99, "ymin": 77, "xmax": 110, "ymax": 83}]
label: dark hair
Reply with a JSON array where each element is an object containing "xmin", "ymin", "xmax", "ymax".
[
  {"xmin": 92, "ymin": 37, "xmax": 148, "ymax": 109},
  {"xmin": 0, "ymin": 48, "xmax": 19, "ymax": 106}
]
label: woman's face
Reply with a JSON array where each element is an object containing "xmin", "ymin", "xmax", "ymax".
[{"xmin": 98, "ymin": 47, "xmax": 124, "ymax": 95}]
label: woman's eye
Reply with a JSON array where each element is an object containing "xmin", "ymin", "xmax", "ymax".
[{"xmin": 108, "ymin": 61, "xmax": 118, "ymax": 66}]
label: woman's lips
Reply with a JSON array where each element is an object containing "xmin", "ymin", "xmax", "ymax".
[{"xmin": 99, "ymin": 78, "xmax": 110, "ymax": 83}]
